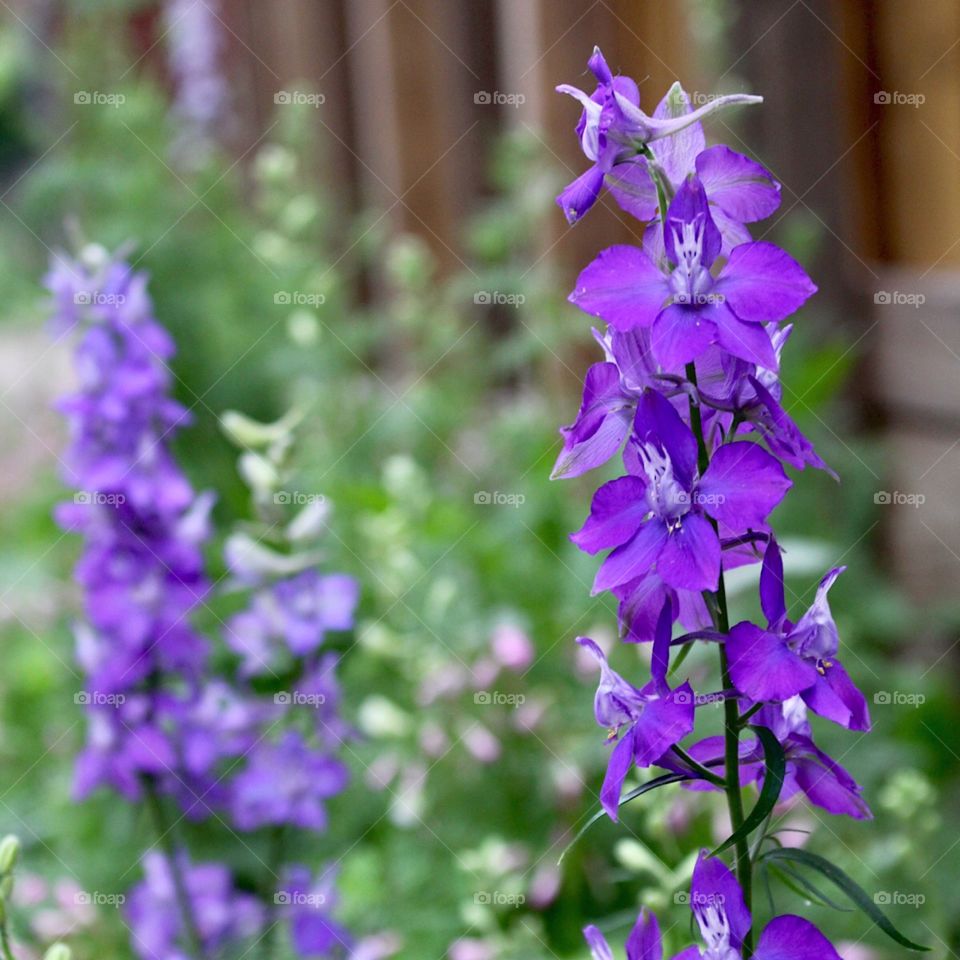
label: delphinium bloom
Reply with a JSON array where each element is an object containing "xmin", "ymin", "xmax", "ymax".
[
  {"xmin": 51, "ymin": 248, "xmax": 360, "ymax": 958},
  {"xmin": 126, "ymin": 851, "xmax": 265, "ymax": 960},
  {"xmin": 557, "ymin": 47, "xmax": 762, "ymax": 224},
  {"xmin": 585, "ymin": 851, "xmax": 843, "ymax": 960},
  {"xmin": 553, "ymin": 48, "xmax": 922, "ymax": 960}
]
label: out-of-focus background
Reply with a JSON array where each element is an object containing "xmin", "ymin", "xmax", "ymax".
[{"xmin": 0, "ymin": 1, "xmax": 957, "ymax": 958}]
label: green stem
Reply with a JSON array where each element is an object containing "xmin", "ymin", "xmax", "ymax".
[
  {"xmin": 260, "ymin": 826, "xmax": 287, "ymax": 960},
  {"xmin": 638, "ymin": 144, "xmax": 671, "ymax": 226},
  {"xmin": 685, "ymin": 363, "xmax": 755, "ymax": 956},
  {"xmin": 671, "ymin": 745, "xmax": 726, "ymax": 788},
  {"xmin": 144, "ymin": 782, "xmax": 205, "ymax": 960},
  {"xmin": 0, "ymin": 918, "xmax": 15, "ymax": 960}
]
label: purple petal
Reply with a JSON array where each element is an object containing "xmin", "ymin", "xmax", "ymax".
[
  {"xmin": 656, "ymin": 514, "xmax": 721, "ymax": 592},
  {"xmin": 754, "ymin": 915, "xmax": 843, "ymax": 960},
  {"xmin": 553, "ymin": 363, "xmax": 633, "ymax": 479},
  {"xmin": 760, "ymin": 537, "xmax": 787, "ymax": 627},
  {"xmin": 695, "ymin": 145, "xmax": 780, "ymax": 222},
  {"xmin": 571, "ymin": 475, "xmax": 650, "ymax": 554},
  {"xmin": 791, "ymin": 749, "xmax": 872, "ymax": 820},
  {"xmin": 570, "ymin": 245, "xmax": 668, "ymax": 331},
  {"xmin": 712, "ymin": 304, "xmax": 779, "ymax": 368},
  {"xmin": 557, "ymin": 164, "xmax": 606, "ymax": 225},
  {"xmin": 699, "ymin": 441, "xmax": 791, "ymax": 530},
  {"xmin": 801, "ymin": 660, "xmax": 871, "ymax": 731},
  {"xmin": 607, "ymin": 156, "xmax": 659, "ymax": 221},
  {"xmin": 651, "ymin": 599, "xmax": 673, "ymax": 693},
  {"xmin": 601, "ymin": 730, "xmax": 636, "ymax": 820},
  {"xmin": 715, "ymin": 242, "xmax": 817, "ymax": 322},
  {"xmin": 615, "ymin": 573, "xmax": 675, "ymax": 643},
  {"xmin": 631, "ymin": 683, "xmax": 696, "ymax": 766},
  {"xmin": 584, "ymin": 925, "xmax": 615, "ymax": 960},
  {"xmin": 710, "ymin": 205, "xmax": 754, "ymax": 257},
  {"xmin": 633, "ymin": 390, "xmax": 699, "ymax": 489},
  {"xmin": 626, "ymin": 908, "xmax": 664, "ymax": 960},
  {"xmin": 690, "ymin": 850, "xmax": 751, "ymax": 951},
  {"xmin": 651, "ymin": 304, "xmax": 718, "ymax": 368},
  {"xmin": 651, "ymin": 84, "xmax": 706, "ymax": 185},
  {"xmin": 664, "ymin": 176, "xmax": 722, "ymax": 269},
  {"xmin": 726, "ymin": 622, "xmax": 819, "ymax": 703},
  {"xmin": 594, "ymin": 520, "xmax": 669, "ymax": 593}
]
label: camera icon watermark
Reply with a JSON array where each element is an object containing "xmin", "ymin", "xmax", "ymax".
[
  {"xmin": 473, "ymin": 290, "xmax": 526, "ymax": 307},
  {"xmin": 274, "ymin": 291, "xmax": 326, "ymax": 306},
  {"xmin": 74, "ymin": 91, "xmax": 126, "ymax": 108},
  {"xmin": 474, "ymin": 91, "xmax": 526, "ymax": 108},
  {"xmin": 274, "ymin": 91, "xmax": 325, "ymax": 108},
  {"xmin": 473, "ymin": 491, "xmax": 525, "ymax": 508},
  {"xmin": 873, "ymin": 490, "xmax": 925, "ymax": 508},
  {"xmin": 874, "ymin": 290, "xmax": 925, "ymax": 308},
  {"xmin": 873, "ymin": 691, "xmax": 925, "ymax": 707},
  {"xmin": 474, "ymin": 691, "xmax": 526, "ymax": 707},
  {"xmin": 874, "ymin": 91, "xmax": 925, "ymax": 108}
]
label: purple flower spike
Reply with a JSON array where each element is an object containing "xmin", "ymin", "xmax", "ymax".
[
  {"xmin": 572, "ymin": 391, "xmax": 790, "ymax": 594},
  {"xmin": 570, "ymin": 177, "xmax": 816, "ymax": 370},
  {"xmin": 727, "ymin": 539, "xmax": 870, "ymax": 731}
]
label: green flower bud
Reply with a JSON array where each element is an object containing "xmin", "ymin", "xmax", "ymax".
[
  {"xmin": 44, "ymin": 943, "xmax": 73, "ymax": 960},
  {"xmin": 0, "ymin": 835, "xmax": 19, "ymax": 874}
]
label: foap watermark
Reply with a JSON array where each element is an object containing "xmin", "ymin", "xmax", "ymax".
[
  {"xmin": 75, "ymin": 890, "xmax": 125, "ymax": 907},
  {"xmin": 675, "ymin": 891, "xmax": 726, "ymax": 906},
  {"xmin": 674, "ymin": 292, "xmax": 726, "ymax": 306},
  {"xmin": 74, "ymin": 491, "xmax": 125, "ymax": 506},
  {"xmin": 474, "ymin": 91, "xmax": 525, "ymax": 108},
  {"xmin": 274, "ymin": 491, "xmax": 326, "ymax": 505},
  {"xmin": 74, "ymin": 691, "xmax": 126, "ymax": 707},
  {"xmin": 874, "ymin": 290, "xmax": 925, "ymax": 308},
  {"xmin": 874, "ymin": 91, "xmax": 925, "ymax": 108},
  {"xmin": 474, "ymin": 891, "xmax": 525, "ymax": 907},
  {"xmin": 74, "ymin": 291, "xmax": 126, "ymax": 307},
  {"xmin": 678, "ymin": 491, "xmax": 726, "ymax": 507},
  {"xmin": 274, "ymin": 691, "xmax": 327, "ymax": 708},
  {"xmin": 874, "ymin": 491, "xmax": 925, "ymax": 508},
  {"xmin": 274, "ymin": 291, "xmax": 326, "ymax": 307},
  {"xmin": 474, "ymin": 290, "xmax": 525, "ymax": 307},
  {"xmin": 874, "ymin": 691, "xmax": 926, "ymax": 708},
  {"xmin": 74, "ymin": 91, "xmax": 125, "ymax": 108},
  {"xmin": 274, "ymin": 890, "xmax": 326, "ymax": 907},
  {"xmin": 274, "ymin": 90, "xmax": 325, "ymax": 108},
  {"xmin": 474, "ymin": 491, "xmax": 525, "ymax": 508},
  {"xmin": 674, "ymin": 690, "xmax": 726, "ymax": 708},
  {"xmin": 474, "ymin": 691, "xmax": 526, "ymax": 707},
  {"xmin": 874, "ymin": 891, "xmax": 925, "ymax": 907}
]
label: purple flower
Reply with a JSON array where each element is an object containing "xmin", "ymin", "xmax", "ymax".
[
  {"xmin": 556, "ymin": 48, "xmax": 762, "ymax": 224},
  {"xmin": 569, "ymin": 176, "xmax": 816, "ymax": 369},
  {"xmin": 605, "ymin": 85, "xmax": 780, "ymax": 251},
  {"xmin": 226, "ymin": 571, "xmax": 359, "ymax": 675},
  {"xmin": 584, "ymin": 908, "xmax": 662, "ymax": 960},
  {"xmin": 126, "ymin": 851, "xmax": 265, "ymax": 960},
  {"xmin": 726, "ymin": 539, "xmax": 870, "ymax": 731},
  {"xmin": 578, "ymin": 602, "xmax": 696, "ymax": 819},
  {"xmin": 280, "ymin": 865, "xmax": 352, "ymax": 957},
  {"xmin": 572, "ymin": 391, "xmax": 790, "ymax": 593},
  {"xmin": 230, "ymin": 731, "xmax": 349, "ymax": 830}
]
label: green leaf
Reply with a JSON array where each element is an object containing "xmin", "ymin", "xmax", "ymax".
[
  {"xmin": 713, "ymin": 725, "xmax": 786, "ymax": 855},
  {"xmin": 557, "ymin": 772, "xmax": 689, "ymax": 864},
  {"xmin": 758, "ymin": 848, "xmax": 929, "ymax": 951},
  {"xmin": 767, "ymin": 863, "xmax": 853, "ymax": 912}
]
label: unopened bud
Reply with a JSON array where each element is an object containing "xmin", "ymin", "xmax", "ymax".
[
  {"xmin": 44, "ymin": 944, "xmax": 73, "ymax": 960},
  {"xmin": 0, "ymin": 835, "xmax": 20, "ymax": 874}
]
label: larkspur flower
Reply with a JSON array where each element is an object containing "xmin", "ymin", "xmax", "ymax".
[
  {"xmin": 578, "ymin": 603, "xmax": 696, "ymax": 818},
  {"xmin": 126, "ymin": 851, "xmax": 265, "ymax": 960},
  {"xmin": 571, "ymin": 390, "xmax": 790, "ymax": 593},
  {"xmin": 605, "ymin": 83, "xmax": 780, "ymax": 252},
  {"xmin": 557, "ymin": 47, "xmax": 762, "ymax": 224},
  {"xmin": 570, "ymin": 176, "xmax": 816, "ymax": 370},
  {"xmin": 726, "ymin": 538, "xmax": 870, "ymax": 731}
]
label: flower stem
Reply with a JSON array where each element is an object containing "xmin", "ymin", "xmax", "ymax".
[
  {"xmin": 685, "ymin": 363, "xmax": 755, "ymax": 956},
  {"xmin": 143, "ymin": 781, "xmax": 206, "ymax": 960}
]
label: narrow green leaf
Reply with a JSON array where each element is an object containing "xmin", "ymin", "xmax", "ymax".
[
  {"xmin": 558, "ymin": 772, "xmax": 689, "ymax": 864},
  {"xmin": 759, "ymin": 848, "xmax": 929, "ymax": 951},
  {"xmin": 713, "ymin": 725, "xmax": 786, "ymax": 855},
  {"xmin": 769, "ymin": 863, "xmax": 853, "ymax": 912}
]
